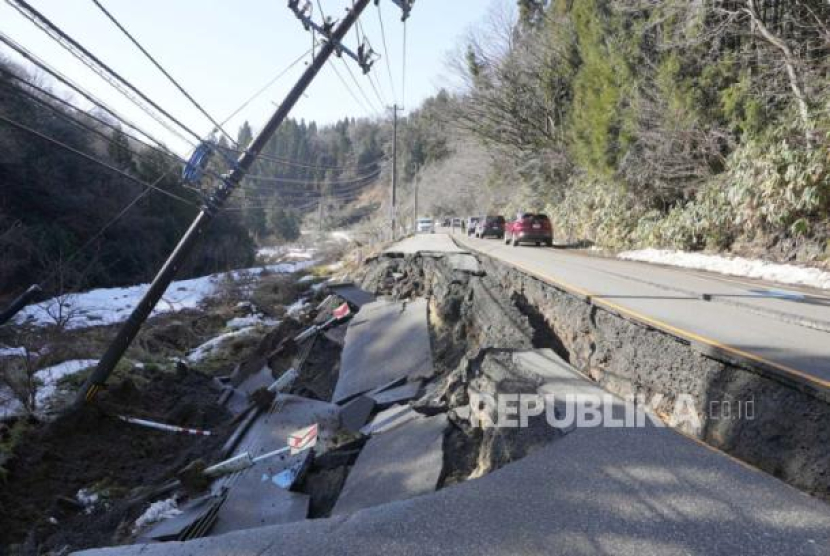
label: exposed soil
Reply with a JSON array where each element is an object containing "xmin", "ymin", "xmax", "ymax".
[
  {"xmin": 0, "ymin": 365, "xmax": 232, "ymax": 555},
  {"xmin": 289, "ymin": 335, "xmax": 342, "ymax": 402}
]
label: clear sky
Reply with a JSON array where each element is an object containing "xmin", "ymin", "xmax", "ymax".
[{"xmin": 0, "ymin": 0, "xmax": 509, "ymax": 157}]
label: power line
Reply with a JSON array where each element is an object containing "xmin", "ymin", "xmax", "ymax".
[
  {"xmin": 0, "ymin": 112, "xmax": 199, "ymax": 207},
  {"xmin": 89, "ymin": 0, "xmax": 236, "ymax": 145},
  {"xmin": 0, "ymin": 31, "xmax": 177, "ymax": 154},
  {"xmin": 242, "ymin": 170, "xmax": 382, "ymax": 187},
  {"xmin": 376, "ymin": 1, "xmax": 398, "ymax": 103},
  {"xmin": 367, "ymin": 69, "xmax": 388, "ymax": 110},
  {"xmin": 401, "ymin": 28, "xmax": 408, "ymax": 111},
  {"xmin": 226, "ymin": 147, "xmax": 388, "ymax": 171},
  {"xmin": 8, "ymin": 0, "xmax": 202, "ymax": 144},
  {"xmin": 329, "ymin": 60, "xmax": 372, "ymax": 115},
  {"xmin": 340, "ymin": 57, "xmax": 382, "ymax": 115},
  {"xmin": 0, "ymin": 68, "xmax": 188, "ymax": 169},
  {"xmin": 218, "ymin": 48, "xmax": 312, "ymax": 131}
]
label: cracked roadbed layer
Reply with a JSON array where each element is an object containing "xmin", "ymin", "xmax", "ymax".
[{"xmin": 358, "ymin": 251, "xmax": 829, "ymax": 500}]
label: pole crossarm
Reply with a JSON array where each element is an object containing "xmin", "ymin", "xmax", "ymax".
[{"xmin": 288, "ymin": 0, "xmax": 411, "ymax": 74}]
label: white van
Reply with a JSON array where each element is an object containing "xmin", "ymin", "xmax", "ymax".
[{"xmin": 416, "ymin": 217, "xmax": 435, "ymax": 234}]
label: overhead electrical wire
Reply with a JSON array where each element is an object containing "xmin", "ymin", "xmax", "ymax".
[
  {"xmin": 217, "ymin": 47, "xmax": 312, "ymax": 132},
  {"xmin": 0, "ymin": 112, "xmax": 199, "ymax": 207},
  {"xmin": 0, "ymin": 31, "xmax": 177, "ymax": 154},
  {"xmin": 88, "ymin": 0, "xmax": 236, "ymax": 145},
  {"xmin": 375, "ymin": 1, "xmax": 398, "ymax": 104},
  {"xmin": 402, "ymin": 19, "xmax": 408, "ymax": 109},
  {"xmin": 0, "ymin": 68, "xmax": 188, "ymax": 167},
  {"xmin": 340, "ymin": 57, "xmax": 382, "ymax": 115},
  {"xmin": 0, "ymin": 78, "xmax": 188, "ymax": 178},
  {"xmin": 7, "ymin": 0, "xmax": 201, "ymax": 145},
  {"xmin": 329, "ymin": 60, "xmax": 372, "ymax": 115}
]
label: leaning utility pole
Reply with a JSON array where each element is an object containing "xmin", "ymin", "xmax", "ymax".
[
  {"xmin": 390, "ymin": 104, "xmax": 403, "ymax": 239},
  {"xmin": 78, "ymin": 0, "xmax": 389, "ymax": 405}
]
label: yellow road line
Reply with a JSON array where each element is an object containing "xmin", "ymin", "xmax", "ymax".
[{"xmin": 457, "ymin": 236, "xmax": 830, "ymax": 392}]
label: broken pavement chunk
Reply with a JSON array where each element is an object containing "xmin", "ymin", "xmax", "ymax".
[
  {"xmin": 367, "ymin": 380, "xmax": 423, "ymax": 408},
  {"xmin": 446, "ymin": 253, "xmax": 481, "ymax": 274},
  {"xmin": 333, "ymin": 298, "xmax": 434, "ymax": 404},
  {"xmin": 328, "ymin": 282, "xmax": 376, "ymax": 309},
  {"xmin": 339, "ymin": 395, "xmax": 376, "ymax": 433},
  {"xmin": 333, "ymin": 412, "xmax": 448, "ymax": 516},
  {"xmin": 359, "ymin": 404, "xmax": 421, "ymax": 436}
]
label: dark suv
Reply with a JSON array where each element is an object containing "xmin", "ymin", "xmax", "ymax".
[{"xmin": 475, "ymin": 215, "xmax": 506, "ymax": 239}]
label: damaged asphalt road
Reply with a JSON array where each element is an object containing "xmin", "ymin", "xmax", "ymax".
[{"xmin": 75, "ymin": 234, "xmax": 830, "ymax": 556}]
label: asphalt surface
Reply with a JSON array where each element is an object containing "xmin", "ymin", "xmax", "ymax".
[
  {"xmin": 73, "ymin": 234, "xmax": 830, "ymax": 556},
  {"xmin": 450, "ymin": 232, "xmax": 830, "ymax": 390},
  {"xmin": 77, "ymin": 417, "xmax": 830, "ymax": 556},
  {"xmin": 333, "ymin": 298, "xmax": 435, "ymax": 403}
]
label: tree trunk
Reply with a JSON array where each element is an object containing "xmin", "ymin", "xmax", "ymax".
[{"xmin": 745, "ymin": 0, "xmax": 813, "ymax": 138}]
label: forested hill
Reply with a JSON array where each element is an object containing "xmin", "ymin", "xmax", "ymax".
[
  {"xmin": 404, "ymin": 0, "xmax": 830, "ymax": 265},
  {"xmin": 229, "ymin": 117, "xmax": 387, "ymax": 239},
  {"xmin": 0, "ymin": 59, "xmax": 386, "ymax": 301}
]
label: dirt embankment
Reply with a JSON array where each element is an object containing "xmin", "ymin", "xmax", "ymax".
[{"xmin": 0, "ymin": 365, "xmax": 231, "ymax": 554}]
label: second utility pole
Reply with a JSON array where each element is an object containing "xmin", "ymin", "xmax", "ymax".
[
  {"xmin": 78, "ymin": 0, "xmax": 374, "ymax": 405},
  {"xmin": 390, "ymin": 104, "xmax": 403, "ymax": 240}
]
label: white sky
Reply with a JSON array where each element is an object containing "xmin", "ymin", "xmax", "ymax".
[{"xmin": 0, "ymin": 0, "xmax": 510, "ymax": 157}]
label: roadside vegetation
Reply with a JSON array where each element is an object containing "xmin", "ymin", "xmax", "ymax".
[{"xmin": 391, "ymin": 0, "xmax": 830, "ymax": 265}]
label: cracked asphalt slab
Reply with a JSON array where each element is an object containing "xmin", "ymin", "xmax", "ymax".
[
  {"xmin": 70, "ymin": 235, "xmax": 830, "ymax": 556},
  {"xmin": 76, "ymin": 421, "xmax": 830, "ymax": 556}
]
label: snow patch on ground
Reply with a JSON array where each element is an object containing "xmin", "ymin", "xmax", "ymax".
[
  {"xmin": 619, "ymin": 249, "xmax": 830, "ymax": 290},
  {"xmin": 0, "ymin": 346, "xmax": 28, "ymax": 357},
  {"xmin": 14, "ymin": 262, "xmax": 313, "ymax": 330},
  {"xmin": 331, "ymin": 231, "xmax": 352, "ymax": 243},
  {"xmin": 286, "ymin": 299, "xmax": 310, "ymax": 317},
  {"xmin": 133, "ymin": 498, "xmax": 181, "ymax": 531},
  {"xmin": 36, "ymin": 360, "xmax": 99, "ymax": 407},
  {"xmin": 1, "ymin": 358, "xmax": 97, "ymax": 417},
  {"xmin": 76, "ymin": 488, "xmax": 100, "ymax": 514},
  {"xmin": 225, "ymin": 315, "xmax": 279, "ymax": 331},
  {"xmin": 186, "ymin": 327, "xmax": 259, "ymax": 364},
  {"xmin": 258, "ymin": 246, "xmax": 317, "ymax": 261}
]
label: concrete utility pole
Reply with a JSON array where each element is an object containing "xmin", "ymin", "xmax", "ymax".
[
  {"xmin": 389, "ymin": 104, "xmax": 403, "ymax": 239},
  {"xmin": 413, "ymin": 176, "xmax": 419, "ymax": 229},
  {"xmin": 78, "ymin": 0, "xmax": 376, "ymax": 405}
]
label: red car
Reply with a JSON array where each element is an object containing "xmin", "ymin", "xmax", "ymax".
[{"xmin": 505, "ymin": 213, "xmax": 553, "ymax": 247}]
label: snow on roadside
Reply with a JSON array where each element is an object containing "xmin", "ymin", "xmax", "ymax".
[
  {"xmin": 619, "ymin": 249, "xmax": 830, "ymax": 290},
  {"xmin": 36, "ymin": 359, "xmax": 99, "ymax": 408},
  {"xmin": 186, "ymin": 327, "xmax": 259, "ymax": 364},
  {"xmin": 225, "ymin": 315, "xmax": 279, "ymax": 331},
  {"xmin": 286, "ymin": 299, "xmax": 310, "ymax": 317},
  {"xmin": 14, "ymin": 261, "xmax": 314, "ymax": 330},
  {"xmin": 258, "ymin": 246, "xmax": 317, "ymax": 262},
  {"xmin": 133, "ymin": 498, "xmax": 181, "ymax": 532},
  {"xmin": 0, "ymin": 346, "xmax": 29, "ymax": 357},
  {"xmin": 76, "ymin": 489, "xmax": 100, "ymax": 515}
]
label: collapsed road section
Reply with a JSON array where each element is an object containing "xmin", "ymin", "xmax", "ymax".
[{"xmin": 74, "ymin": 234, "xmax": 829, "ymax": 556}]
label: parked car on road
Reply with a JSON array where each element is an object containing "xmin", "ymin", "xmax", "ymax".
[
  {"xmin": 475, "ymin": 215, "xmax": 506, "ymax": 239},
  {"xmin": 416, "ymin": 217, "xmax": 435, "ymax": 234},
  {"xmin": 466, "ymin": 216, "xmax": 481, "ymax": 236},
  {"xmin": 505, "ymin": 213, "xmax": 553, "ymax": 246}
]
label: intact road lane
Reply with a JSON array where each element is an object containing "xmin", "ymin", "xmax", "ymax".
[{"xmin": 448, "ymin": 232, "xmax": 830, "ymax": 394}]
